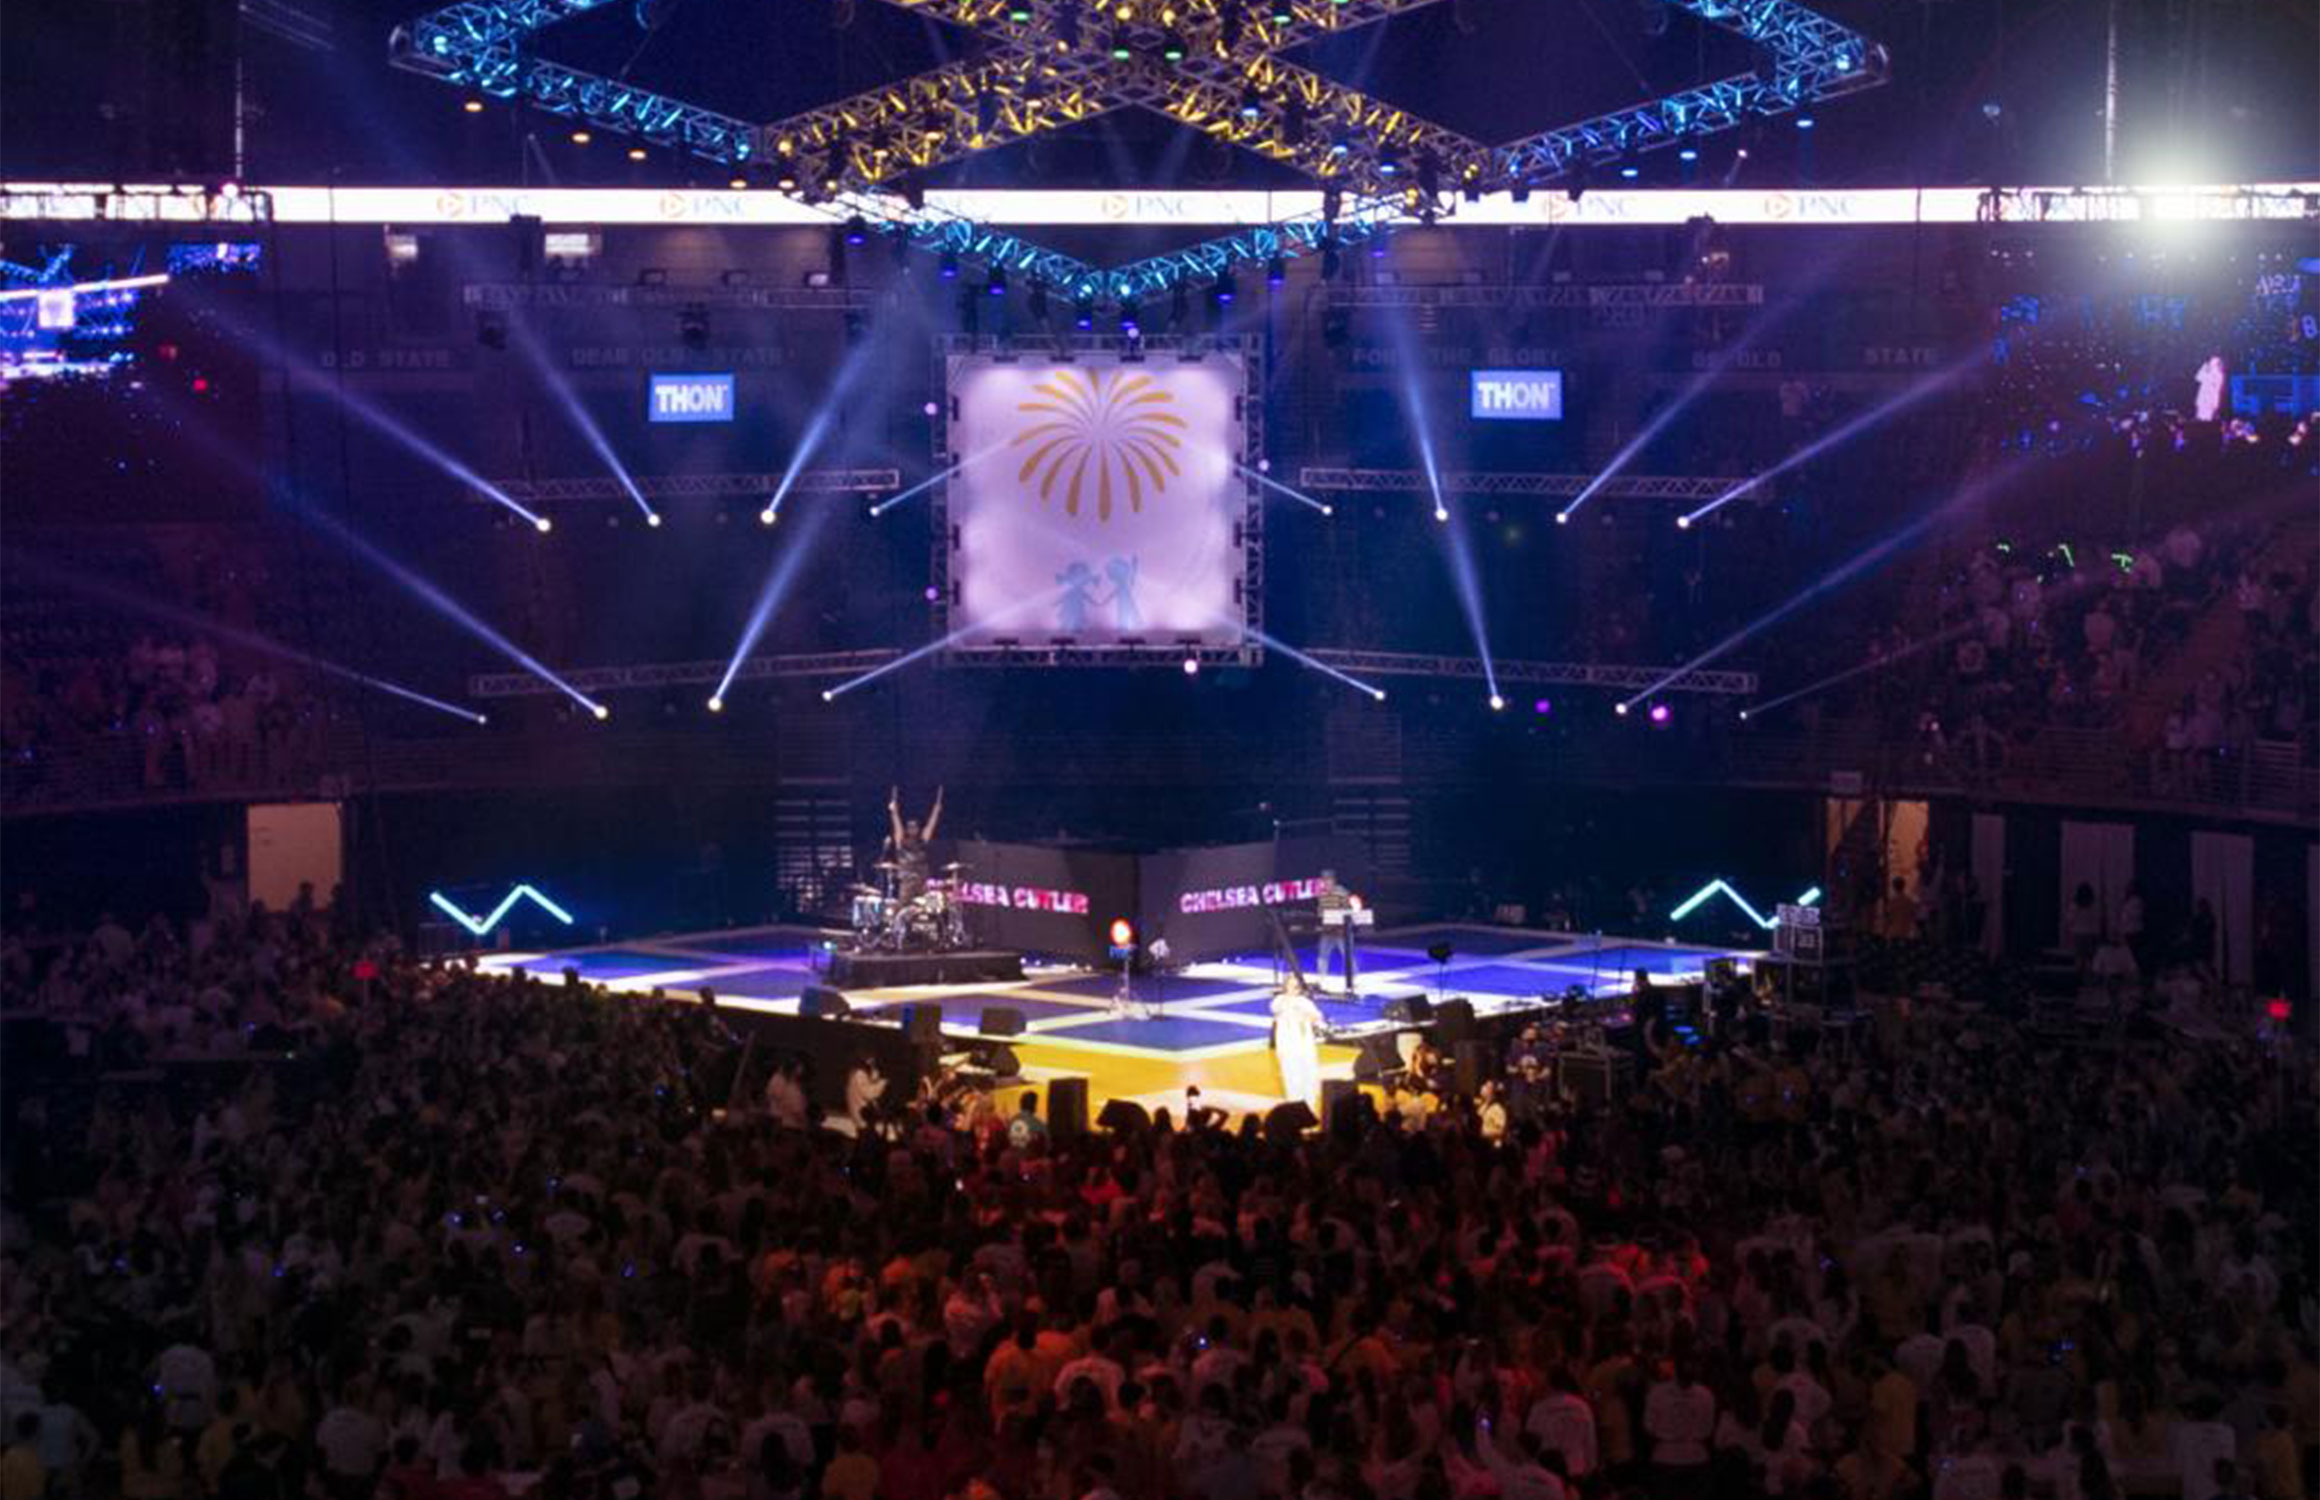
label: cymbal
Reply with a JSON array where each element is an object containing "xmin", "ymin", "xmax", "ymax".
[
  {"xmin": 849, "ymin": 884, "xmax": 884, "ymax": 897},
  {"xmin": 872, "ymin": 860, "xmax": 903, "ymax": 872},
  {"xmin": 939, "ymin": 861, "xmax": 971, "ymax": 873}
]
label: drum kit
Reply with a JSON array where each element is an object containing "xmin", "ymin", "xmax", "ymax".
[{"xmin": 847, "ymin": 859, "xmax": 973, "ymax": 952}]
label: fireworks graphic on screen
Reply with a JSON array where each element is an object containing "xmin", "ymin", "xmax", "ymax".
[{"xmin": 1011, "ymin": 367, "xmax": 1187, "ymax": 521}]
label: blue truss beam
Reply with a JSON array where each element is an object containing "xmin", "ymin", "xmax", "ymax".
[{"xmin": 389, "ymin": 0, "xmax": 1884, "ymax": 294}]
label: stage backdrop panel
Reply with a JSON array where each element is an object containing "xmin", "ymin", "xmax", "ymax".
[
  {"xmin": 952, "ymin": 839, "xmax": 1139, "ymax": 963},
  {"xmin": 945, "ymin": 351, "xmax": 1248, "ymax": 650},
  {"xmin": 1138, "ymin": 835, "xmax": 1366, "ymax": 964}
]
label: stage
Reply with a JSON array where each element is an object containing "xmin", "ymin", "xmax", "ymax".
[{"xmin": 474, "ymin": 922, "xmax": 1756, "ymax": 1120}]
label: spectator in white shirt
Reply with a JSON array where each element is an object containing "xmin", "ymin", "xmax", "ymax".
[
  {"xmin": 1646, "ymin": 1357, "xmax": 1718, "ymax": 1487},
  {"xmin": 1523, "ymin": 1367, "xmax": 1597, "ymax": 1479}
]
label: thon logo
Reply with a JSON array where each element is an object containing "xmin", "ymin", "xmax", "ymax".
[
  {"xmin": 648, "ymin": 372, "xmax": 736, "ymax": 423},
  {"xmin": 1469, "ymin": 369, "xmax": 1564, "ymax": 421}
]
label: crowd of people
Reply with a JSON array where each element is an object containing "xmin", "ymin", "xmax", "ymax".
[{"xmin": 1, "ymin": 903, "xmax": 2312, "ymax": 1500}]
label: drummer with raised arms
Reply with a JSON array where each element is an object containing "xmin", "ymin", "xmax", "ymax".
[{"xmin": 884, "ymin": 784, "xmax": 943, "ymax": 903}]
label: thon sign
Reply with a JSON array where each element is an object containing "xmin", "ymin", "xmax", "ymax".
[
  {"xmin": 1469, "ymin": 369, "xmax": 1564, "ymax": 421},
  {"xmin": 648, "ymin": 372, "xmax": 735, "ymax": 423}
]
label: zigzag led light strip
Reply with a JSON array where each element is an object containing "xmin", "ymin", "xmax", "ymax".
[
  {"xmin": 428, "ymin": 882, "xmax": 576, "ymax": 934},
  {"xmin": 1668, "ymin": 878, "xmax": 1821, "ymax": 929},
  {"xmin": 387, "ymin": 0, "xmax": 1885, "ymax": 301}
]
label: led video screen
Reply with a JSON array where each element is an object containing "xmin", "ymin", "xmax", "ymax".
[{"xmin": 944, "ymin": 350, "xmax": 1248, "ymax": 652}]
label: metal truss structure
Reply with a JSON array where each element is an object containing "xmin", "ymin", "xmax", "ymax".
[
  {"xmin": 469, "ymin": 648, "xmax": 900, "ymax": 698},
  {"xmin": 1307, "ymin": 650, "xmax": 1758, "ymax": 694},
  {"xmin": 390, "ymin": 0, "xmax": 1883, "ymax": 300},
  {"xmin": 927, "ymin": 333, "xmax": 1265, "ymax": 668},
  {"xmin": 463, "ymin": 281, "xmax": 874, "ymax": 311},
  {"xmin": 472, "ymin": 469, "xmax": 902, "ymax": 506},
  {"xmin": 0, "ymin": 184, "xmax": 274, "ymax": 224},
  {"xmin": 1296, "ymin": 468, "xmax": 1761, "ymax": 502},
  {"xmin": 1325, "ymin": 282, "xmax": 1765, "ymax": 309}
]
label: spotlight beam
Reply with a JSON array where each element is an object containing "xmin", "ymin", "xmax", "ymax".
[
  {"xmin": 869, "ymin": 442, "xmax": 1010, "ymax": 518},
  {"xmin": 480, "ymin": 276, "xmax": 658, "ymax": 525},
  {"xmin": 1246, "ymin": 626, "xmax": 1389, "ymax": 701},
  {"xmin": 295, "ymin": 504, "xmax": 606, "ymax": 716},
  {"xmin": 1677, "ymin": 352, "xmax": 1982, "ymax": 527},
  {"xmin": 34, "ymin": 557, "xmax": 486, "ymax": 724},
  {"xmin": 1740, "ymin": 618, "xmax": 1980, "ymax": 721},
  {"xmin": 197, "ymin": 296, "xmax": 553, "ymax": 529},
  {"xmin": 1560, "ymin": 271, "xmax": 1832, "ymax": 522},
  {"xmin": 1618, "ymin": 458, "xmax": 2032, "ymax": 712},
  {"xmin": 821, "ymin": 586, "xmax": 1076, "ymax": 700},
  {"xmin": 712, "ymin": 501, "xmax": 839, "ymax": 703},
  {"xmin": 1236, "ymin": 463, "xmax": 1333, "ymax": 515}
]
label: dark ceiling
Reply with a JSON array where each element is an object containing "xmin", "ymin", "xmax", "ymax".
[{"xmin": 3, "ymin": 0, "xmax": 2315, "ymax": 189}]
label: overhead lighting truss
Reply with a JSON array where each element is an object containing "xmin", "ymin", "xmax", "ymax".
[
  {"xmin": 1296, "ymin": 468, "xmax": 1765, "ymax": 502},
  {"xmin": 1307, "ymin": 650, "xmax": 1758, "ymax": 695},
  {"xmin": 466, "ymin": 469, "xmax": 902, "ymax": 507},
  {"xmin": 390, "ymin": 0, "xmax": 1883, "ymax": 300}
]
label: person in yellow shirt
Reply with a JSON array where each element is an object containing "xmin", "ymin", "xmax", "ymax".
[
  {"xmin": 2247, "ymin": 1404, "xmax": 2303, "ymax": 1500},
  {"xmin": 820, "ymin": 1425, "xmax": 880, "ymax": 1500},
  {"xmin": 1865, "ymin": 1355, "xmax": 1919, "ymax": 1462},
  {"xmin": 0, "ymin": 1415, "xmax": 45, "ymax": 1500}
]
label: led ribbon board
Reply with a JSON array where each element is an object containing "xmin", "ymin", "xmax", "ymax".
[
  {"xmin": 429, "ymin": 883, "xmax": 576, "ymax": 935},
  {"xmin": 388, "ymin": 0, "xmax": 1885, "ymax": 302}
]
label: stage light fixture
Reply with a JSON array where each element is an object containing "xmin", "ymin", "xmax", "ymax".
[
  {"xmin": 1675, "ymin": 514, "xmax": 1692, "ymax": 529},
  {"xmin": 843, "ymin": 215, "xmax": 868, "ymax": 245},
  {"xmin": 462, "ymin": 98, "xmax": 485, "ymax": 113},
  {"xmin": 774, "ymin": 170, "xmax": 799, "ymax": 191},
  {"xmin": 534, "ymin": 517, "xmax": 554, "ymax": 533},
  {"xmin": 1489, "ymin": 694, "xmax": 1506, "ymax": 711},
  {"xmin": 1119, "ymin": 300, "xmax": 1141, "ymax": 335},
  {"xmin": 1007, "ymin": 0, "xmax": 1031, "ymax": 17},
  {"xmin": 939, "ymin": 250, "xmax": 959, "ymax": 279},
  {"xmin": 1649, "ymin": 703, "xmax": 1671, "ymax": 724},
  {"xmin": 1109, "ymin": 29, "xmax": 1131, "ymax": 57},
  {"xmin": 627, "ymin": 146, "xmax": 648, "ymax": 161},
  {"xmin": 1796, "ymin": 114, "xmax": 1816, "ymax": 129},
  {"xmin": 1238, "ymin": 86, "xmax": 1263, "ymax": 120},
  {"xmin": 1678, "ymin": 143, "xmax": 1699, "ymax": 162},
  {"xmin": 1073, "ymin": 295, "xmax": 1095, "ymax": 329},
  {"xmin": 1161, "ymin": 30, "xmax": 1186, "ymax": 60},
  {"xmin": 706, "ymin": 696, "xmax": 724, "ymax": 712},
  {"xmin": 759, "ymin": 504, "xmax": 777, "ymax": 525},
  {"xmin": 985, "ymin": 266, "xmax": 1006, "ymax": 297},
  {"xmin": 1554, "ymin": 511, "xmax": 1570, "ymax": 524},
  {"xmin": 1268, "ymin": 0, "xmax": 1291, "ymax": 22},
  {"xmin": 1213, "ymin": 271, "xmax": 1235, "ymax": 304},
  {"xmin": 570, "ymin": 129, "xmax": 592, "ymax": 145},
  {"xmin": 1183, "ymin": 656, "xmax": 1200, "ymax": 675},
  {"xmin": 1619, "ymin": 162, "xmax": 1641, "ymax": 180},
  {"xmin": 1614, "ymin": 701, "xmax": 1630, "ymax": 716},
  {"xmin": 591, "ymin": 703, "xmax": 610, "ymax": 720},
  {"xmin": 1265, "ymin": 254, "xmax": 1285, "ymax": 287}
]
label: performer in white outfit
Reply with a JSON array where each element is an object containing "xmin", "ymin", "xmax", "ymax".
[{"xmin": 1270, "ymin": 980, "xmax": 1324, "ymax": 1110}]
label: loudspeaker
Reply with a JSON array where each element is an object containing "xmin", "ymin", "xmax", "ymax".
[
  {"xmin": 1320, "ymin": 1078, "xmax": 1362, "ymax": 1131},
  {"xmin": 979, "ymin": 1006, "xmax": 1026, "ymax": 1037},
  {"xmin": 1097, "ymin": 1098, "xmax": 1151, "ymax": 1133},
  {"xmin": 1350, "ymin": 1033, "xmax": 1405, "ymax": 1081},
  {"xmin": 1384, "ymin": 994, "xmax": 1433, "ymax": 1024},
  {"xmin": 1453, "ymin": 1040, "xmax": 1488, "ymax": 1095},
  {"xmin": 1046, "ymin": 1076, "xmax": 1089, "ymax": 1139},
  {"xmin": 899, "ymin": 1003, "xmax": 943, "ymax": 1045},
  {"xmin": 1432, "ymin": 997, "xmax": 1476, "ymax": 1043},
  {"xmin": 800, "ymin": 984, "xmax": 851, "ymax": 1018},
  {"xmin": 1558, "ymin": 1049, "xmax": 1634, "ymax": 1107},
  {"xmin": 1264, "ymin": 1100, "xmax": 1319, "ymax": 1141}
]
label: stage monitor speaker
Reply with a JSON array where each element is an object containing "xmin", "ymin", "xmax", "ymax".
[
  {"xmin": 1264, "ymin": 1100, "xmax": 1318, "ymax": 1142},
  {"xmin": 1096, "ymin": 1098, "xmax": 1150, "ymax": 1133},
  {"xmin": 899, "ymin": 1003, "xmax": 943, "ymax": 1046},
  {"xmin": 1453, "ymin": 1040, "xmax": 1488, "ymax": 1096},
  {"xmin": 1558, "ymin": 1049, "xmax": 1634, "ymax": 1107},
  {"xmin": 1046, "ymin": 1076, "xmax": 1089, "ymax": 1140},
  {"xmin": 979, "ymin": 1006, "xmax": 1026, "ymax": 1037},
  {"xmin": 1431, "ymin": 997, "xmax": 1476, "ymax": 1043},
  {"xmin": 1320, "ymin": 1078, "xmax": 1363, "ymax": 1131},
  {"xmin": 1384, "ymin": 994, "xmax": 1433, "ymax": 1024},
  {"xmin": 1350, "ymin": 1033, "xmax": 1405, "ymax": 1081},
  {"xmin": 800, "ymin": 984, "xmax": 851, "ymax": 1018}
]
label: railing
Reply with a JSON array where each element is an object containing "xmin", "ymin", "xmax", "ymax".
[{"xmin": 6, "ymin": 711, "xmax": 2312, "ymax": 825}]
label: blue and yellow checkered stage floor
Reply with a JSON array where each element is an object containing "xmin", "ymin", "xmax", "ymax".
[{"xmin": 477, "ymin": 922, "xmax": 1752, "ymax": 1116}]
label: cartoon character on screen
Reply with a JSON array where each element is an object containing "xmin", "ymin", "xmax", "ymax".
[
  {"xmin": 1056, "ymin": 561, "xmax": 1102, "ymax": 632},
  {"xmin": 1106, "ymin": 555, "xmax": 1144, "ymax": 631}
]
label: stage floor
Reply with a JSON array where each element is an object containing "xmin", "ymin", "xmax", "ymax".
[{"xmin": 474, "ymin": 923, "xmax": 1754, "ymax": 1119}]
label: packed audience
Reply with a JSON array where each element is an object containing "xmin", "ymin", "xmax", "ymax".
[{"xmin": 1, "ymin": 905, "xmax": 2312, "ymax": 1500}]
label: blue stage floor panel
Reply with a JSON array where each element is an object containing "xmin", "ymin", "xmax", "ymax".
[
  {"xmin": 860, "ymin": 993, "xmax": 1099, "ymax": 1025},
  {"xmin": 1532, "ymin": 944, "xmax": 1724, "ymax": 975},
  {"xmin": 1032, "ymin": 972, "xmax": 1259, "ymax": 1001},
  {"xmin": 1388, "ymin": 926, "xmax": 1563, "ymax": 955},
  {"xmin": 505, "ymin": 949, "xmax": 714, "ymax": 979},
  {"xmin": 1197, "ymin": 992, "xmax": 1402, "ymax": 1027},
  {"xmin": 1035, "ymin": 1014, "xmax": 1267, "ymax": 1051}
]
